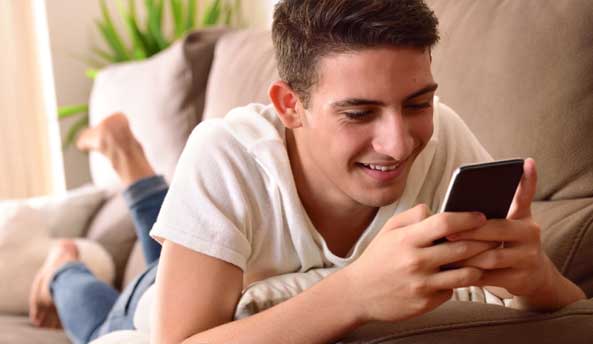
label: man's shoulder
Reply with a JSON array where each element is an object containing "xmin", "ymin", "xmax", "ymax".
[
  {"xmin": 179, "ymin": 103, "xmax": 286, "ymax": 191},
  {"xmin": 188, "ymin": 103, "xmax": 283, "ymax": 153}
]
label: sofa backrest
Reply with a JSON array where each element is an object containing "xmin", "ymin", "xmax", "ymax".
[{"xmin": 426, "ymin": 0, "xmax": 593, "ymax": 201}]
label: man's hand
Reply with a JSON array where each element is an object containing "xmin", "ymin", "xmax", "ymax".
[
  {"xmin": 445, "ymin": 158, "xmax": 585, "ymax": 310},
  {"xmin": 341, "ymin": 204, "xmax": 495, "ymax": 323}
]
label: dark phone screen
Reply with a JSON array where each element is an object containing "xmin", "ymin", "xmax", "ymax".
[
  {"xmin": 443, "ymin": 159, "xmax": 524, "ymax": 219},
  {"xmin": 434, "ymin": 159, "xmax": 524, "ymax": 246}
]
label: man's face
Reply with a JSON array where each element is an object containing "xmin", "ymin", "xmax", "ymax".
[{"xmin": 294, "ymin": 47, "xmax": 436, "ymax": 208}]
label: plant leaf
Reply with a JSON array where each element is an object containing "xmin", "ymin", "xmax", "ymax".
[
  {"xmin": 148, "ymin": 0, "xmax": 169, "ymax": 50},
  {"xmin": 202, "ymin": 0, "xmax": 222, "ymax": 26},
  {"xmin": 63, "ymin": 114, "xmax": 89, "ymax": 150},
  {"xmin": 58, "ymin": 104, "xmax": 89, "ymax": 119},
  {"xmin": 85, "ymin": 68, "xmax": 99, "ymax": 79},
  {"xmin": 170, "ymin": 0, "xmax": 184, "ymax": 38},
  {"xmin": 91, "ymin": 46, "xmax": 115, "ymax": 64},
  {"xmin": 118, "ymin": 0, "xmax": 148, "ymax": 60},
  {"xmin": 223, "ymin": 1, "xmax": 233, "ymax": 26},
  {"xmin": 98, "ymin": 0, "xmax": 129, "ymax": 61},
  {"xmin": 185, "ymin": 0, "xmax": 197, "ymax": 31}
]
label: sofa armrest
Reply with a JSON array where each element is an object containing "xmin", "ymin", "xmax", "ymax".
[
  {"xmin": 1, "ymin": 184, "xmax": 107, "ymax": 238},
  {"xmin": 339, "ymin": 298, "xmax": 593, "ymax": 343}
]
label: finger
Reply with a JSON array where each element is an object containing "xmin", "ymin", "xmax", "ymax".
[
  {"xmin": 507, "ymin": 158, "xmax": 537, "ymax": 220},
  {"xmin": 383, "ymin": 203, "xmax": 432, "ymax": 232},
  {"xmin": 446, "ymin": 219, "xmax": 530, "ymax": 243},
  {"xmin": 455, "ymin": 247, "xmax": 527, "ymax": 270},
  {"xmin": 422, "ymin": 240, "xmax": 498, "ymax": 268},
  {"xmin": 427, "ymin": 266, "xmax": 483, "ymax": 290},
  {"xmin": 415, "ymin": 212, "xmax": 486, "ymax": 246}
]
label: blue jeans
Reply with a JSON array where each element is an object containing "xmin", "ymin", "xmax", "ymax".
[{"xmin": 50, "ymin": 176, "xmax": 167, "ymax": 344}]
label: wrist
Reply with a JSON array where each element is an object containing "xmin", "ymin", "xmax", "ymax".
[
  {"xmin": 512, "ymin": 257, "xmax": 585, "ymax": 311},
  {"xmin": 337, "ymin": 265, "xmax": 371, "ymax": 325}
]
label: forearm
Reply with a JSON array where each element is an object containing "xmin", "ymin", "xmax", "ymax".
[{"xmin": 184, "ymin": 269, "xmax": 366, "ymax": 344}]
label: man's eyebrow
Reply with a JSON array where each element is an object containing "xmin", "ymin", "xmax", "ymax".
[
  {"xmin": 331, "ymin": 83, "xmax": 439, "ymax": 109},
  {"xmin": 331, "ymin": 99, "xmax": 385, "ymax": 108},
  {"xmin": 405, "ymin": 83, "xmax": 439, "ymax": 101}
]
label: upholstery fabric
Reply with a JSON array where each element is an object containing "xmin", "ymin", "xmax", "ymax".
[
  {"xmin": 339, "ymin": 299, "xmax": 593, "ymax": 343},
  {"xmin": 0, "ymin": 315, "xmax": 69, "ymax": 344},
  {"xmin": 88, "ymin": 29, "xmax": 227, "ymax": 189},
  {"xmin": 122, "ymin": 241, "xmax": 146, "ymax": 289},
  {"xmin": 0, "ymin": 206, "xmax": 48, "ymax": 314},
  {"xmin": 533, "ymin": 198, "xmax": 593, "ymax": 297},
  {"xmin": 425, "ymin": 0, "xmax": 593, "ymax": 201},
  {"xmin": 201, "ymin": 29, "xmax": 279, "ymax": 121},
  {"xmin": 0, "ymin": 191, "xmax": 113, "ymax": 315},
  {"xmin": 0, "ymin": 207, "xmax": 114, "ymax": 317},
  {"xmin": 86, "ymin": 192, "xmax": 136, "ymax": 289},
  {"xmin": 0, "ymin": 184, "xmax": 105, "ymax": 238}
]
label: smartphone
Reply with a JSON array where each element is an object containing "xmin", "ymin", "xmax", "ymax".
[{"xmin": 433, "ymin": 158, "xmax": 524, "ymax": 245}]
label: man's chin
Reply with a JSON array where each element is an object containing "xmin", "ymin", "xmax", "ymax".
[{"xmin": 356, "ymin": 188, "xmax": 404, "ymax": 208}]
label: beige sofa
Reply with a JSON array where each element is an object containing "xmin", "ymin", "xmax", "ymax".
[{"xmin": 2, "ymin": 0, "xmax": 593, "ymax": 342}]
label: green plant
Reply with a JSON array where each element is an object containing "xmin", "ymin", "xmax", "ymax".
[{"xmin": 60, "ymin": 0, "xmax": 242, "ymax": 148}]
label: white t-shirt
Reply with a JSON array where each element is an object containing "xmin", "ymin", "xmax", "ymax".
[{"xmin": 150, "ymin": 97, "xmax": 492, "ymax": 285}]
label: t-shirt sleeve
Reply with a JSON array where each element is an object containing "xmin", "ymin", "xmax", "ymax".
[{"xmin": 150, "ymin": 120, "xmax": 256, "ymax": 271}]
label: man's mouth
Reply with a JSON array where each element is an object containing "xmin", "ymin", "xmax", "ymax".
[
  {"xmin": 359, "ymin": 162, "xmax": 400, "ymax": 172},
  {"xmin": 357, "ymin": 158, "xmax": 408, "ymax": 182}
]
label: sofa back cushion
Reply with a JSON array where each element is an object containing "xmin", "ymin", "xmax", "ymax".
[
  {"xmin": 201, "ymin": 30, "xmax": 278, "ymax": 121},
  {"xmin": 88, "ymin": 29, "xmax": 226, "ymax": 188},
  {"xmin": 425, "ymin": 0, "xmax": 593, "ymax": 201}
]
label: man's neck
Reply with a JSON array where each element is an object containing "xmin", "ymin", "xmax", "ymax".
[{"xmin": 286, "ymin": 129, "xmax": 378, "ymax": 257}]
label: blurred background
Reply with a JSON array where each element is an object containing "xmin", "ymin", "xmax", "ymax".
[{"xmin": 0, "ymin": 0, "xmax": 279, "ymax": 199}]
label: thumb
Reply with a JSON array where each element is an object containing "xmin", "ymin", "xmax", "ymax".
[
  {"xmin": 507, "ymin": 158, "xmax": 538, "ymax": 220},
  {"xmin": 382, "ymin": 203, "xmax": 432, "ymax": 233}
]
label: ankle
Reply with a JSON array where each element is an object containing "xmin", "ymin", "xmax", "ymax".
[{"xmin": 111, "ymin": 146, "xmax": 156, "ymax": 186}]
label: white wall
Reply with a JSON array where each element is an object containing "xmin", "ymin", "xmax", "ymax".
[
  {"xmin": 0, "ymin": 0, "xmax": 65, "ymax": 199},
  {"xmin": 45, "ymin": 1, "xmax": 101, "ymax": 189},
  {"xmin": 45, "ymin": 0, "xmax": 277, "ymax": 190},
  {"xmin": 241, "ymin": 0, "xmax": 279, "ymax": 28}
]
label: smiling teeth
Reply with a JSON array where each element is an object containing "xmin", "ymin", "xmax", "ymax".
[{"xmin": 363, "ymin": 163, "xmax": 399, "ymax": 171}]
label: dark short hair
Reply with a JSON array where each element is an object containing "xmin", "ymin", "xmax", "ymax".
[{"xmin": 272, "ymin": 0, "xmax": 440, "ymax": 107}]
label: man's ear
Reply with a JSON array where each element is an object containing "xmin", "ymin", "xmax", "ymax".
[{"xmin": 268, "ymin": 80, "xmax": 302, "ymax": 129}]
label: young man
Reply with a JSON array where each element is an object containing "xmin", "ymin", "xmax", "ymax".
[{"xmin": 150, "ymin": 1, "xmax": 584, "ymax": 343}]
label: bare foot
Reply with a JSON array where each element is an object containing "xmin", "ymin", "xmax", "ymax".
[
  {"xmin": 76, "ymin": 113, "xmax": 155, "ymax": 185},
  {"xmin": 29, "ymin": 240, "xmax": 79, "ymax": 329}
]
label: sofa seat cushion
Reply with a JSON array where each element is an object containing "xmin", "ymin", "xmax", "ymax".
[{"xmin": 0, "ymin": 315, "xmax": 69, "ymax": 344}]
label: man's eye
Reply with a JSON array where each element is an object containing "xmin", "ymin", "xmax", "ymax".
[
  {"xmin": 406, "ymin": 102, "xmax": 432, "ymax": 110},
  {"xmin": 344, "ymin": 111, "xmax": 372, "ymax": 120}
]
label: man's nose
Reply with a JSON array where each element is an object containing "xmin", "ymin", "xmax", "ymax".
[{"xmin": 371, "ymin": 112, "xmax": 414, "ymax": 159}]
